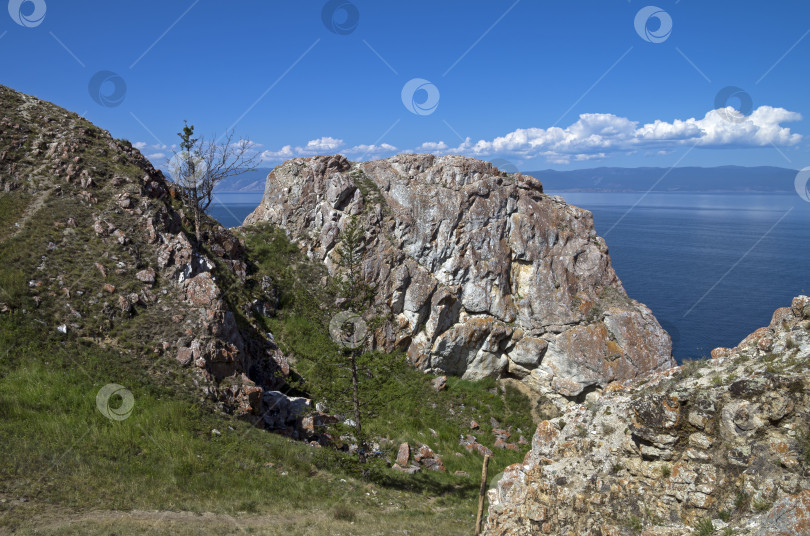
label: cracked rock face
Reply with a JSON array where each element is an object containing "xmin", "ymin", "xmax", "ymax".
[
  {"xmin": 245, "ymin": 153, "xmax": 674, "ymax": 396},
  {"xmin": 485, "ymin": 296, "xmax": 810, "ymax": 536},
  {"xmin": 0, "ymin": 84, "xmax": 296, "ymax": 435}
]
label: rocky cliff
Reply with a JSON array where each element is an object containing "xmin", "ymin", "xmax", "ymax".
[
  {"xmin": 485, "ymin": 296, "xmax": 810, "ymax": 536},
  {"xmin": 0, "ymin": 85, "xmax": 306, "ymax": 434},
  {"xmin": 245, "ymin": 154, "xmax": 674, "ymax": 399}
]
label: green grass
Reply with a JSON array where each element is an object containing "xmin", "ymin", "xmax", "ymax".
[
  {"xmin": 752, "ymin": 499, "xmax": 773, "ymax": 513},
  {"xmin": 0, "ymin": 222, "xmax": 535, "ymax": 534},
  {"xmin": 332, "ymin": 503, "xmax": 357, "ymax": 522},
  {"xmin": 0, "ymin": 190, "xmax": 32, "ymax": 241},
  {"xmin": 0, "ymin": 99, "xmax": 537, "ymax": 535},
  {"xmin": 679, "ymin": 357, "xmax": 710, "ymax": 377},
  {"xmin": 625, "ymin": 514, "xmax": 642, "ymax": 533},
  {"xmin": 239, "ymin": 223, "xmax": 534, "ymax": 478},
  {"xmin": 695, "ymin": 518, "xmax": 714, "ymax": 536},
  {"xmin": 734, "ymin": 491, "xmax": 749, "ymax": 511},
  {"xmin": 0, "ymin": 190, "xmax": 37, "ymax": 308},
  {"xmin": 0, "ymin": 312, "xmax": 477, "ymax": 534}
]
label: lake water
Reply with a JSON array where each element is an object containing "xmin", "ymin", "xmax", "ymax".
[
  {"xmin": 209, "ymin": 192, "xmax": 264, "ymax": 229},
  {"xmin": 210, "ymin": 191, "xmax": 810, "ymax": 362}
]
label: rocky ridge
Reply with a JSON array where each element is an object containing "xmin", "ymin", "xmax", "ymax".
[
  {"xmin": 485, "ymin": 296, "xmax": 810, "ymax": 536},
  {"xmin": 245, "ymin": 154, "xmax": 675, "ymax": 399},
  {"xmin": 0, "ymin": 85, "xmax": 309, "ymax": 436}
]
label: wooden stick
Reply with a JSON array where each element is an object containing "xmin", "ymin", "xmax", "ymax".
[{"xmin": 475, "ymin": 454, "xmax": 491, "ymax": 535}]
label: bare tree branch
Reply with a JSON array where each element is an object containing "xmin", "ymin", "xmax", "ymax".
[{"xmin": 171, "ymin": 123, "xmax": 260, "ymax": 242}]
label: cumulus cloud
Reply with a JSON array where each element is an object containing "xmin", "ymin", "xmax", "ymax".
[
  {"xmin": 260, "ymin": 137, "xmax": 398, "ymax": 162},
  {"xmin": 260, "ymin": 137, "xmax": 345, "ymax": 161},
  {"xmin": 135, "ymin": 142, "xmax": 173, "ymax": 152},
  {"xmin": 415, "ymin": 141, "xmax": 450, "ymax": 152},
  {"xmin": 134, "ymin": 142, "xmax": 176, "ymax": 165},
  {"xmin": 234, "ymin": 139, "xmax": 262, "ymax": 151},
  {"xmin": 419, "ymin": 106, "xmax": 802, "ymax": 164},
  {"xmin": 343, "ymin": 143, "xmax": 397, "ymax": 157},
  {"xmin": 260, "ymin": 145, "xmax": 296, "ymax": 160},
  {"xmin": 302, "ymin": 136, "xmax": 344, "ymax": 152},
  {"xmin": 255, "ymin": 106, "xmax": 802, "ymax": 166}
]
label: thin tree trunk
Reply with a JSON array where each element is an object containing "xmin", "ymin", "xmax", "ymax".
[
  {"xmin": 194, "ymin": 206, "xmax": 201, "ymax": 244},
  {"xmin": 350, "ymin": 351, "xmax": 365, "ymax": 464}
]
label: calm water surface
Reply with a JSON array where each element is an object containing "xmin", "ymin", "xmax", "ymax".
[
  {"xmin": 557, "ymin": 192, "xmax": 810, "ymax": 361},
  {"xmin": 211, "ymin": 191, "xmax": 810, "ymax": 362}
]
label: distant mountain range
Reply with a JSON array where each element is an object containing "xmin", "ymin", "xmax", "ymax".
[
  {"xmin": 211, "ymin": 168, "xmax": 270, "ymax": 193},
  {"xmin": 523, "ymin": 165, "xmax": 799, "ymax": 193},
  {"xmin": 209, "ymin": 164, "xmax": 799, "ymax": 194}
]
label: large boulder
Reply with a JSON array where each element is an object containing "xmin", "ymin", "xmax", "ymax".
[
  {"xmin": 245, "ymin": 154, "xmax": 674, "ymax": 397},
  {"xmin": 759, "ymin": 490, "xmax": 810, "ymax": 536},
  {"xmin": 485, "ymin": 297, "xmax": 810, "ymax": 535}
]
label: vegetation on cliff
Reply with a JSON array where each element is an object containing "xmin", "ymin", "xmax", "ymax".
[{"xmin": 0, "ymin": 85, "xmax": 535, "ymax": 534}]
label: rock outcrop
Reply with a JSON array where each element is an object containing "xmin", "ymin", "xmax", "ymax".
[
  {"xmin": 0, "ymin": 85, "xmax": 306, "ymax": 437},
  {"xmin": 245, "ymin": 154, "xmax": 674, "ymax": 398},
  {"xmin": 485, "ymin": 296, "xmax": 810, "ymax": 535}
]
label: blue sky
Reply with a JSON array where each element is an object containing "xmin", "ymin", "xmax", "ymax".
[{"xmin": 1, "ymin": 0, "xmax": 809, "ymax": 170}]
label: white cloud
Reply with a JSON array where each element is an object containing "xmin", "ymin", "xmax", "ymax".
[
  {"xmin": 146, "ymin": 152, "xmax": 166, "ymax": 160},
  {"xmin": 260, "ymin": 145, "xmax": 296, "ymax": 160},
  {"xmin": 260, "ymin": 137, "xmax": 346, "ymax": 161},
  {"xmin": 254, "ymin": 106, "xmax": 802, "ymax": 166},
  {"xmin": 136, "ymin": 142, "xmax": 173, "ymax": 152},
  {"xmin": 343, "ymin": 143, "xmax": 397, "ymax": 157},
  {"xmin": 416, "ymin": 141, "xmax": 450, "ymax": 151},
  {"xmin": 234, "ymin": 139, "xmax": 262, "ymax": 150},
  {"xmin": 303, "ymin": 136, "xmax": 344, "ymax": 152},
  {"xmin": 259, "ymin": 137, "xmax": 398, "ymax": 162},
  {"xmin": 417, "ymin": 106, "xmax": 802, "ymax": 164}
]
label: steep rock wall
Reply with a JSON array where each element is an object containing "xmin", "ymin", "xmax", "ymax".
[
  {"xmin": 485, "ymin": 296, "xmax": 810, "ymax": 535},
  {"xmin": 245, "ymin": 154, "xmax": 675, "ymax": 397}
]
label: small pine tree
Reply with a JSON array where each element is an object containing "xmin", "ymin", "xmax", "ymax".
[
  {"xmin": 175, "ymin": 121, "xmax": 204, "ymax": 243},
  {"xmin": 335, "ymin": 216, "xmax": 374, "ymax": 310},
  {"xmin": 313, "ymin": 216, "xmax": 382, "ymax": 465},
  {"xmin": 171, "ymin": 121, "xmax": 259, "ymax": 244}
]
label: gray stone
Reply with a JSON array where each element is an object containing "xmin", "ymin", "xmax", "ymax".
[
  {"xmin": 484, "ymin": 297, "xmax": 810, "ymax": 536},
  {"xmin": 244, "ymin": 154, "xmax": 674, "ymax": 396}
]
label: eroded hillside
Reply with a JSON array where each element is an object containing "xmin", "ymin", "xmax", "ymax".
[
  {"xmin": 486, "ymin": 296, "xmax": 810, "ymax": 536},
  {"xmin": 0, "ymin": 85, "xmax": 545, "ymax": 535},
  {"xmin": 0, "ymin": 84, "xmax": 294, "ymax": 427}
]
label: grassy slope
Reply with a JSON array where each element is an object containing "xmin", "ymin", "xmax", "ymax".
[
  {"xmin": 0, "ymin": 218, "xmax": 536, "ymax": 535},
  {"xmin": 0, "ymin": 311, "xmax": 470, "ymax": 535},
  {"xmin": 239, "ymin": 223, "xmax": 535, "ymax": 470}
]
